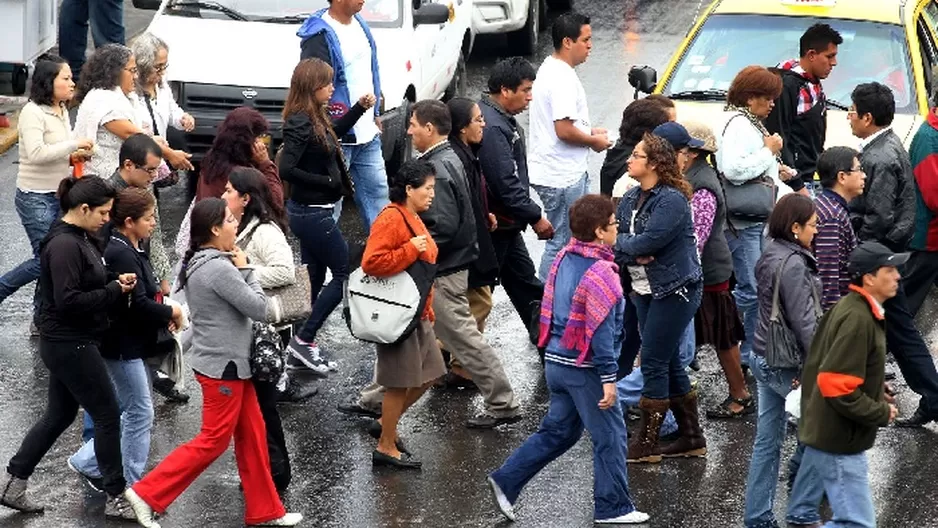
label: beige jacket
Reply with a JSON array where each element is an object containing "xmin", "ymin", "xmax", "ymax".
[
  {"xmin": 236, "ymin": 217, "xmax": 296, "ymax": 289},
  {"xmin": 17, "ymin": 102, "xmax": 79, "ymax": 192}
]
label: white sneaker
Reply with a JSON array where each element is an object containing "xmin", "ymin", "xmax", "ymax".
[
  {"xmin": 487, "ymin": 476, "xmax": 515, "ymax": 522},
  {"xmin": 123, "ymin": 488, "xmax": 161, "ymax": 528},
  {"xmin": 596, "ymin": 510, "xmax": 650, "ymax": 524},
  {"xmin": 250, "ymin": 512, "xmax": 304, "ymax": 526}
]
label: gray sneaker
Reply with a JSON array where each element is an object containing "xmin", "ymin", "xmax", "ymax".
[
  {"xmin": 0, "ymin": 473, "xmax": 44, "ymax": 513},
  {"xmin": 105, "ymin": 494, "xmax": 138, "ymax": 521}
]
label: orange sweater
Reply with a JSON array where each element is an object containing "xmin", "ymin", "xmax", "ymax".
[{"xmin": 362, "ymin": 203, "xmax": 439, "ymax": 321}]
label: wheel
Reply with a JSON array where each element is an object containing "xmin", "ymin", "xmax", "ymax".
[
  {"xmin": 442, "ymin": 52, "xmax": 467, "ymax": 101},
  {"xmin": 380, "ymin": 99, "xmax": 413, "ymax": 178},
  {"xmin": 12, "ymin": 65, "xmax": 28, "ymax": 96},
  {"xmin": 546, "ymin": 0, "xmax": 572, "ymax": 11},
  {"xmin": 538, "ymin": 0, "xmax": 548, "ymax": 29},
  {"xmin": 506, "ymin": 0, "xmax": 539, "ymax": 56}
]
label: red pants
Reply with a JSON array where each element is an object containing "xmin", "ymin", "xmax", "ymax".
[{"xmin": 133, "ymin": 375, "xmax": 285, "ymax": 525}]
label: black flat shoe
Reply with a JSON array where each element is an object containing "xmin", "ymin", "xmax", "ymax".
[
  {"xmin": 466, "ymin": 413, "xmax": 523, "ymax": 429},
  {"xmin": 277, "ymin": 381, "xmax": 319, "ymax": 403},
  {"xmin": 895, "ymin": 407, "xmax": 938, "ymax": 428},
  {"xmin": 706, "ymin": 396, "xmax": 756, "ymax": 419},
  {"xmin": 367, "ymin": 420, "xmax": 411, "ymax": 455},
  {"xmin": 153, "ymin": 378, "xmax": 189, "ymax": 404},
  {"xmin": 337, "ymin": 398, "xmax": 382, "ymax": 419},
  {"xmin": 372, "ymin": 450, "xmax": 421, "ymax": 469}
]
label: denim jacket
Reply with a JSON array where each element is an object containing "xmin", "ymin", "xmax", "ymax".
[{"xmin": 614, "ymin": 184, "xmax": 702, "ymax": 298}]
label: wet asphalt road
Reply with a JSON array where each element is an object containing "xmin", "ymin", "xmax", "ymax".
[{"xmin": 3, "ymin": 1, "xmax": 938, "ymax": 526}]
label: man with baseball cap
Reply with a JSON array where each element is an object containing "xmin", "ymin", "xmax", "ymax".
[{"xmin": 787, "ymin": 241, "xmax": 902, "ymax": 527}]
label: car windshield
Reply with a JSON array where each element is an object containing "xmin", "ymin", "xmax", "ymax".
[
  {"xmin": 165, "ymin": 0, "xmax": 402, "ymax": 28},
  {"xmin": 663, "ymin": 14, "xmax": 916, "ymax": 114}
]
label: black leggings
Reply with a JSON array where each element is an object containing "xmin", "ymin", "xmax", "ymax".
[
  {"xmin": 7, "ymin": 339, "xmax": 126, "ymax": 496},
  {"xmin": 253, "ymin": 378, "xmax": 291, "ymax": 491}
]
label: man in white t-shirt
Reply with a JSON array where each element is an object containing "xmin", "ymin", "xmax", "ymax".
[
  {"xmin": 298, "ymin": 0, "xmax": 389, "ymax": 232},
  {"xmin": 528, "ymin": 12, "xmax": 612, "ymax": 280}
]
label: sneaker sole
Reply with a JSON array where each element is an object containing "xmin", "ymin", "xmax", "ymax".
[
  {"xmin": 66, "ymin": 459, "xmax": 104, "ymax": 494},
  {"xmin": 486, "ymin": 477, "xmax": 516, "ymax": 522}
]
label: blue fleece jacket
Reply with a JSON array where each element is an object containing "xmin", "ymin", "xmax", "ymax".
[
  {"xmin": 543, "ymin": 253, "xmax": 624, "ymax": 383},
  {"xmin": 297, "ymin": 9, "xmax": 381, "ymax": 122}
]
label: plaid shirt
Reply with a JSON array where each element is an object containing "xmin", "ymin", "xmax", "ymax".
[{"xmin": 778, "ymin": 59, "xmax": 823, "ymax": 115}]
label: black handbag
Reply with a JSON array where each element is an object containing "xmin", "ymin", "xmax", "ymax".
[
  {"xmin": 764, "ymin": 254, "xmax": 822, "ymax": 369},
  {"xmin": 250, "ymin": 321, "xmax": 286, "ymax": 383}
]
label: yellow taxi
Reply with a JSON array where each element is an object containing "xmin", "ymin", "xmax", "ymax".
[{"xmin": 629, "ymin": 0, "xmax": 938, "ymax": 151}]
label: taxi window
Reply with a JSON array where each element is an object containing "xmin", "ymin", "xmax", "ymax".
[
  {"xmin": 166, "ymin": 0, "xmax": 403, "ymax": 27},
  {"xmin": 924, "ymin": 1, "xmax": 938, "ymax": 31},
  {"xmin": 663, "ymin": 14, "xmax": 916, "ymax": 114}
]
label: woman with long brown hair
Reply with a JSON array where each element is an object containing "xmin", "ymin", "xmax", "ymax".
[
  {"xmin": 278, "ymin": 58, "xmax": 376, "ymax": 374},
  {"xmin": 613, "ymin": 133, "xmax": 705, "ymax": 464}
]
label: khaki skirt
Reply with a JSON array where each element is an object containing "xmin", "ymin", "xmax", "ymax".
[{"xmin": 376, "ymin": 319, "xmax": 447, "ymax": 388}]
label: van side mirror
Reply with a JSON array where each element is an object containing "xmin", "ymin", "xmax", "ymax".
[
  {"xmin": 132, "ymin": 0, "xmax": 162, "ymax": 10},
  {"xmin": 414, "ymin": 3, "xmax": 450, "ymax": 25},
  {"xmin": 628, "ymin": 65, "xmax": 658, "ymax": 94}
]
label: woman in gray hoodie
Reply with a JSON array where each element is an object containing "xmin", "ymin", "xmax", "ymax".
[{"xmin": 123, "ymin": 199, "xmax": 302, "ymax": 528}]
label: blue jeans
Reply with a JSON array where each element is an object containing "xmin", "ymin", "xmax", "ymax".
[
  {"xmin": 631, "ymin": 281, "xmax": 702, "ymax": 399},
  {"xmin": 744, "ymin": 357, "xmax": 821, "ymax": 528},
  {"xmin": 289, "ymin": 201, "xmax": 349, "ymax": 343},
  {"xmin": 70, "ymin": 359, "xmax": 153, "ymax": 484},
  {"xmin": 790, "ymin": 447, "xmax": 876, "ymax": 528},
  {"xmin": 532, "ymin": 172, "xmax": 589, "ymax": 281},
  {"xmin": 333, "ymin": 136, "xmax": 390, "ymax": 233},
  {"xmin": 726, "ymin": 224, "xmax": 765, "ymax": 368},
  {"xmin": 0, "ymin": 191, "xmax": 60, "ymax": 315},
  {"xmin": 617, "ymin": 320, "xmax": 696, "ymax": 435},
  {"xmin": 491, "ymin": 363, "xmax": 638, "ymax": 521},
  {"xmin": 58, "ymin": 0, "xmax": 125, "ymax": 82}
]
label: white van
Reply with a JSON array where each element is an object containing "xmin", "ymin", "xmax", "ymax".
[{"xmin": 132, "ymin": 0, "xmax": 473, "ymax": 164}]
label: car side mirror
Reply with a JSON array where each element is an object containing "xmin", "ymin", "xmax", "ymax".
[
  {"xmin": 414, "ymin": 3, "xmax": 450, "ymax": 26},
  {"xmin": 628, "ymin": 65, "xmax": 658, "ymax": 94},
  {"xmin": 132, "ymin": 0, "xmax": 162, "ymax": 10}
]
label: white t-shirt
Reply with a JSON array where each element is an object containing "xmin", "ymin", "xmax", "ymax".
[
  {"xmin": 74, "ymin": 88, "xmax": 139, "ymax": 178},
  {"xmin": 324, "ymin": 12, "xmax": 379, "ymax": 145},
  {"xmin": 527, "ymin": 55, "xmax": 591, "ymax": 188}
]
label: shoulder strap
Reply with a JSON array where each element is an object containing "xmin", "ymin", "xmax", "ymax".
[
  {"xmin": 392, "ymin": 206, "xmax": 418, "ymax": 238},
  {"xmin": 721, "ymin": 113, "xmax": 745, "ymax": 137},
  {"xmin": 143, "ymin": 94, "xmax": 160, "ymax": 136},
  {"xmin": 769, "ymin": 252, "xmax": 796, "ymax": 321},
  {"xmin": 239, "ymin": 221, "xmax": 263, "ymax": 249}
]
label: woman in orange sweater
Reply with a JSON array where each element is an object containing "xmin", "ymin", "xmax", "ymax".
[{"xmin": 361, "ymin": 160, "xmax": 445, "ymax": 470}]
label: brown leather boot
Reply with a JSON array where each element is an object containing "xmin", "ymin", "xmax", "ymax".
[
  {"xmin": 627, "ymin": 397, "xmax": 669, "ymax": 463},
  {"xmin": 660, "ymin": 389, "xmax": 708, "ymax": 458}
]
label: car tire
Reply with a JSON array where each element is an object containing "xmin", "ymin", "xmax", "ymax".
[
  {"xmin": 443, "ymin": 52, "xmax": 468, "ymax": 101},
  {"xmin": 12, "ymin": 64, "xmax": 28, "ymax": 96},
  {"xmin": 538, "ymin": 0, "xmax": 548, "ymax": 28},
  {"xmin": 546, "ymin": 0, "xmax": 572, "ymax": 11},
  {"xmin": 380, "ymin": 99, "xmax": 413, "ymax": 179},
  {"xmin": 506, "ymin": 0, "xmax": 539, "ymax": 56}
]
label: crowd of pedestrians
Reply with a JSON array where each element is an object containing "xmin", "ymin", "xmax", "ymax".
[{"xmin": 1, "ymin": 3, "xmax": 937, "ymax": 527}]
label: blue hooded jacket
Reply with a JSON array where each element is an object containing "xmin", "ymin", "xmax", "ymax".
[{"xmin": 297, "ymin": 9, "xmax": 381, "ymax": 134}]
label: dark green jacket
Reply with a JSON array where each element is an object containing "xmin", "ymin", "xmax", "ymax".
[{"xmin": 799, "ymin": 287, "xmax": 890, "ymax": 454}]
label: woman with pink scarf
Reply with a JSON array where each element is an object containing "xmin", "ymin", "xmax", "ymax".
[{"xmin": 485, "ymin": 195, "xmax": 649, "ymax": 526}]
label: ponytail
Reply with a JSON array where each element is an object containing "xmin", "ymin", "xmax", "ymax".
[
  {"xmin": 57, "ymin": 175, "xmax": 117, "ymax": 212},
  {"xmin": 176, "ymin": 198, "xmax": 228, "ymax": 288},
  {"xmin": 176, "ymin": 243, "xmax": 199, "ymax": 289}
]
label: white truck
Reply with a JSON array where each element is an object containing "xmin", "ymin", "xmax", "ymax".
[
  {"xmin": 131, "ymin": 0, "xmax": 474, "ymax": 172},
  {"xmin": 471, "ymin": 0, "xmax": 572, "ymax": 55}
]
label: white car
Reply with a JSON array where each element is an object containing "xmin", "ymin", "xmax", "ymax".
[
  {"xmin": 471, "ymin": 0, "xmax": 571, "ymax": 55},
  {"xmin": 132, "ymin": 0, "xmax": 473, "ymax": 165}
]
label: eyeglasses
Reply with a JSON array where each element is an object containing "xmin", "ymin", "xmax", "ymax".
[
  {"xmin": 844, "ymin": 167, "xmax": 864, "ymax": 174},
  {"xmin": 155, "ymin": 63, "xmax": 169, "ymax": 73},
  {"xmin": 607, "ymin": 221, "xmax": 620, "ymax": 227},
  {"xmin": 628, "ymin": 153, "xmax": 647, "ymax": 160},
  {"xmin": 136, "ymin": 164, "xmax": 159, "ymax": 175}
]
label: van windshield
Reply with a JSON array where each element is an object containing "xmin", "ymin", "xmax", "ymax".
[
  {"xmin": 662, "ymin": 14, "xmax": 916, "ymax": 114},
  {"xmin": 165, "ymin": 0, "xmax": 403, "ymax": 28}
]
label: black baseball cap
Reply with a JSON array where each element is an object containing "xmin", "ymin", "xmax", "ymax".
[
  {"xmin": 653, "ymin": 122, "xmax": 705, "ymax": 150},
  {"xmin": 848, "ymin": 242, "xmax": 910, "ymax": 277}
]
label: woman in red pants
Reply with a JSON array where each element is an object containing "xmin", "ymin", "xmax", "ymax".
[{"xmin": 124, "ymin": 198, "xmax": 301, "ymax": 527}]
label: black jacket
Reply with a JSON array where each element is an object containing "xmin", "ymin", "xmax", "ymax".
[
  {"xmin": 39, "ymin": 220, "xmax": 123, "ymax": 343},
  {"xmin": 477, "ymin": 96, "xmax": 541, "ymax": 231},
  {"xmin": 419, "ymin": 141, "xmax": 479, "ymax": 276},
  {"xmin": 600, "ymin": 140, "xmax": 635, "ymax": 197},
  {"xmin": 101, "ymin": 232, "xmax": 174, "ymax": 361},
  {"xmin": 765, "ymin": 68, "xmax": 827, "ymax": 192},
  {"xmin": 451, "ymin": 137, "xmax": 499, "ymax": 288},
  {"xmin": 685, "ymin": 158, "xmax": 733, "ymax": 285},
  {"xmin": 849, "ymin": 129, "xmax": 916, "ymax": 252},
  {"xmin": 279, "ymin": 106, "xmax": 365, "ymax": 206}
]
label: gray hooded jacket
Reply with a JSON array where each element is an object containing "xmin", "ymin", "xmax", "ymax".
[{"xmin": 184, "ymin": 248, "xmax": 281, "ymax": 379}]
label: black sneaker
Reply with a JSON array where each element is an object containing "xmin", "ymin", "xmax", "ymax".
[
  {"xmin": 67, "ymin": 458, "xmax": 104, "ymax": 494},
  {"xmin": 277, "ymin": 379, "xmax": 319, "ymax": 403},
  {"xmin": 337, "ymin": 397, "xmax": 382, "ymax": 419},
  {"xmin": 286, "ymin": 337, "xmax": 336, "ymax": 376},
  {"xmin": 466, "ymin": 413, "xmax": 522, "ymax": 429},
  {"xmin": 152, "ymin": 377, "xmax": 190, "ymax": 404}
]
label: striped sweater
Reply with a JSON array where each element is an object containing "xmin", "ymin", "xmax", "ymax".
[{"xmin": 813, "ymin": 190, "xmax": 858, "ymax": 310}]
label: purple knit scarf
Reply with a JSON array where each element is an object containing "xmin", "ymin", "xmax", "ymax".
[{"xmin": 538, "ymin": 239, "xmax": 623, "ymax": 365}]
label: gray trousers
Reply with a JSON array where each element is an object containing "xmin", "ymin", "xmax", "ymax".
[{"xmin": 359, "ymin": 270, "xmax": 519, "ymax": 417}]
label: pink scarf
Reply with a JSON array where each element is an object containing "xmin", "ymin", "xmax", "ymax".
[{"xmin": 538, "ymin": 239, "xmax": 623, "ymax": 365}]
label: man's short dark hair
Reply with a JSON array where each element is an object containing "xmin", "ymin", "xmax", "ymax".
[
  {"xmin": 800, "ymin": 23, "xmax": 843, "ymax": 56},
  {"xmin": 817, "ymin": 146, "xmax": 860, "ymax": 189},
  {"xmin": 412, "ymin": 99, "xmax": 452, "ymax": 136},
  {"xmin": 119, "ymin": 133, "xmax": 163, "ymax": 167},
  {"xmin": 487, "ymin": 57, "xmax": 537, "ymax": 93},
  {"xmin": 552, "ymin": 12, "xmax": 590, "ymax": 50},
  {"xmin": 852, "ymin": 82, "xmax": 895, "ymax": 127}
]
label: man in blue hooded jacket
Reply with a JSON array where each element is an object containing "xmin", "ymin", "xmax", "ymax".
[{"xmin": 298, "ymin": 0, "xmax": 388, "ymax": 231}]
